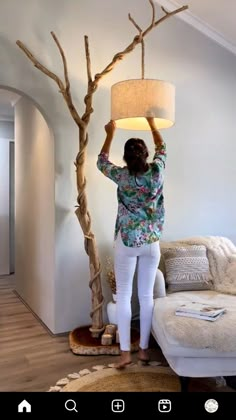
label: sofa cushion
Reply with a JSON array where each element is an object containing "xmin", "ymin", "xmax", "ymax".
[
  {"xmin": 152, "ymin": 290, "xmax": 236, "ymax": 353},
  {"xmin": 162, "ymin": 245, "xmax": 212, "ymax": 293}
]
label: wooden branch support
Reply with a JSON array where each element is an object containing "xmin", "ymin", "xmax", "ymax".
[
  {"xmin": 16, "ymin": 0, "xmax": 188, "ymax": 339},
  {"xmin": 101, "ymin": 334, "xmax": 112, "ymax": 346},
  {"xmin": 105, "ymin": 324, "xmax": 117, "ymax": 337},
  {"xmin": 101, "ymin": 324, "xmax": 117, "ymax": 346}
]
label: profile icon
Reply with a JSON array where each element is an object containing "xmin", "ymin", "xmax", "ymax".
[{"xmin": 204, "ymin": 399, "xmax": 219, "ymax": 413}]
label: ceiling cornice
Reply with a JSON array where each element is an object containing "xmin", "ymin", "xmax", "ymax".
[{"xmin": 156, "ymin": 0, "xmax": 236, "ymax": 56}]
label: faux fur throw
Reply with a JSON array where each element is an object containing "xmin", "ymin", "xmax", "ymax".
[
  {"xmin": 161, "ymin": 236, "xmax": 236, "ymax": 296},
  {"xmin": 158, "ymin": 290, "xmax": 236, "ymax": 352}
]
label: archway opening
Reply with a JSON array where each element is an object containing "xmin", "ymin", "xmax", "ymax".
[{"xmin": 0, "ymin": 86, "xmax": 55, "ymax": 332}]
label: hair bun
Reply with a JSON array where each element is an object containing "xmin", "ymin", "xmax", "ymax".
[{"xmin": 123, "ymin": 138, "xmax": 149, "ymax": 175}]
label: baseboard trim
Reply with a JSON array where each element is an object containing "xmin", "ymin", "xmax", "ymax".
[{"xmin": 13, "ymin": 289, "xmax": 69, "ymax": 337}]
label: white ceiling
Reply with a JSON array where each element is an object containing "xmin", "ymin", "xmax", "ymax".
[
  {"xmin": 0, "ymin": 1, "xmax": 235, "ymax": 121},
  {"xmin": 157, "ymin": 0, "xmax": 236, "ymax": 55}
]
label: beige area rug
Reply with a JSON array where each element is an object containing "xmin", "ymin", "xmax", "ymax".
[
  {"xmin": 49, "ymin": 362, "xmax": 182, "ymax": 392},
  {"xmin": 48, "ymin": 361, "xmax": 230, "ymax": 393}
]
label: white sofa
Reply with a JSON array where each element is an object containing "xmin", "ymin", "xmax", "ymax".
[{"xmin": 151, "ymin": 236, "xmax": 236, "ymax": 391}]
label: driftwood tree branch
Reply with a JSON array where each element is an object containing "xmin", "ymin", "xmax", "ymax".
[
  {"xmin": 84, "ymin": 35, "xmax": 92, "ymax": 84},
  {"xmin": 149, "ymin": 0, "xmax": 155, "ymax": 25},
  {"xmin": 128, "ymin": 13, "xmax": 144, "ymax": 78},
  {"xmin": 51, "ymin": 31, "xmax": 70, "ymax": 94},
  {"xmin": 82, "ymin": 36, "xmax": 94, "ymax": 124},
  {"xmin": 16, "ymin": 0, "xmax": 188, "ymax": 338},
  {"xmin": 16, "ymin": 39, "xmax": 84, "ymax": 129},
  {"xmin": 128, "ymin": 13, "xmax": 142, "ymax": 33},
  {"xmin": 16, "ymin": 40, "xmax": 65, "ymax": 90},
  {"xmin": 161, "ymin": 6, "xmax": 170, "ymax": 15},
  {"xmin": 92, "ymin": 3, "xmax": 188, "ymax": 85}
]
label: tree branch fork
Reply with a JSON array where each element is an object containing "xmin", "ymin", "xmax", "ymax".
[{"xmin": 16, "ymin": 1, "xmax": 188, "ymax": 334}]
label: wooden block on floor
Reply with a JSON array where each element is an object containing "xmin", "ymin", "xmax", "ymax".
[
  {"xmin": 105, "ymin": 324, "xmax": 116, "ymax": 337},
  {"xmin": 101, "ymin": 334, "xmax": 113, "ymax": 346}
]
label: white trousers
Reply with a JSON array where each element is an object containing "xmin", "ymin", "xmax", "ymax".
[{"xmin": 114, "ymin": 232, "xmax": 161, "ymax": 351}]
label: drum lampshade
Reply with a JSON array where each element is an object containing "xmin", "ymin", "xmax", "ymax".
[{"xmin": 111, "ymin": 79, "xmax": 175, "ymax": 130}]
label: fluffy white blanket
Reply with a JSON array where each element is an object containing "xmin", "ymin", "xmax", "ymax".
[
  {"xmin": 157, "ymin": 290, "xmax": 236, "ymax": 352},
  {"xmin": 161, "ymin": 236, "xmax": 236, "ymax": 295}
]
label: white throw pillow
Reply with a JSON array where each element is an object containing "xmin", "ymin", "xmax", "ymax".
[{"xmin": 162, "ymin": 245, "xmax": 212, "ymax": 293}]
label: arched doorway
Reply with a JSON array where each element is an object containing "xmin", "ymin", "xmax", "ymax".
[{"xmin": 0, "ymin": 86, "xmax": 55, "ymax": 332}]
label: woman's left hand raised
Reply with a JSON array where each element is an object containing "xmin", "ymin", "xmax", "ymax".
[{"xmin": 105, "ymin": 120, "xmax": 116, "ymax": 136}]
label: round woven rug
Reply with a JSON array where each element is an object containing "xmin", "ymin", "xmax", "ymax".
[{"xmin": 49, "ymin": 363, "xmax": 181, "ymax": 392}]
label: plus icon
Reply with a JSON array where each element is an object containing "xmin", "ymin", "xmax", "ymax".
[{"xmin": 111, "ymin": 399, "xmax": 125, "ymax": 413}]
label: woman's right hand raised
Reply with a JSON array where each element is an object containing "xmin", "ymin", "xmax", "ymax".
[
  {"xmin": 105, "ymin": 120, "xmax": 116, "ymax": 136},
  {"xmin": 146, "ymin": 117, "xmax": 157, "ymax": 131}
]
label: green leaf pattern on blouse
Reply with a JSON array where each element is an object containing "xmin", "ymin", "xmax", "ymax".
[{"xmin": 97, "ymin": 144, "xmax": 166, "ymax": 247}]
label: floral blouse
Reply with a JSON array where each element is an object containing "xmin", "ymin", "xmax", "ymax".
[{"xmin": 97, "ymin": 144, "xmax": 166, "ymax": 247}]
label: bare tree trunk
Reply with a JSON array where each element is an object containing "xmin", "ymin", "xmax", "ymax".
[{"xmin": 75, "ymin": 127, "xmax": 104, "ymax": 336}]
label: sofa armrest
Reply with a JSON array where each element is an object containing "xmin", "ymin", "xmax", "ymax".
[{"xmin": 154, "ymin": 269, "xmax": 166, "ymax": 298}]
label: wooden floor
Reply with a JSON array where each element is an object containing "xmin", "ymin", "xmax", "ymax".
[
  {"xmin": 0, "ymin": 276, "xmax": 235, "ymax": 392},
  {"xmin": 0, "ymin": 276, "xmax": 125, "ymax": 392}
]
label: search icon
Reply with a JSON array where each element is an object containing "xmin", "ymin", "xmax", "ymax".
[{"xmin": 65, "ymin": 399, "xmax": 78, "ymax": 412}]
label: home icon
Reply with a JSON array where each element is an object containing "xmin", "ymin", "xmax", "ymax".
[{"xmin": 18, "ymin": 400, "xmax": 31, "ymax": 413}]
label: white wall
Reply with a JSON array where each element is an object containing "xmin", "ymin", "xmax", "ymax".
[
  {"xmin": 0, "ymin": 121, "xmax": 14, "ymax": 139},
  {"xmin": 15, "ymin": 97, "xmax": 55, "ymax": 332},
  {"xmin": 9, "ymin": 140, "xmax": 15, "ymax": 274},
  {"xmin": 0, "ymin": 121, "xmax": 14, "ymax": 275},
  {"xmin": 0, "ymin": 138, "xmax": 10, "ymax": 274},
  {"xmin": 0, "ymin": 0, "xmax": 236, "ymax": 332}
]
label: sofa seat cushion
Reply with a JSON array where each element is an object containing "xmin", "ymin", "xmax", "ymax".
[{"xmin": 152, "ymin": 290, "xmax": 236, "ymax": 354}]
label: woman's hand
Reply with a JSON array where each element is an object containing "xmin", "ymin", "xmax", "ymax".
[
  {"xmin": 100, "ymin": 120, "xmax": 116, "ymax": 154},
  {"xmin": 146, "ymin": 117, "xmax": 157, "ymax": 131},
  {"xmin": 105, "ymin": 120, "xmax": 116, "ymax": 136},
  {"xmin": 146, "ymin": 117, "xmax": 164, "ymax": 149}
]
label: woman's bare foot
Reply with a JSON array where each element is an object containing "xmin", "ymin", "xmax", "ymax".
[
  {"xmin": 138, "ymin": 347, "xmax": 150, "ymax": 363},
  {"xmin": 114, "ymin": 351, "xmax": 132, "ymax": 369}
]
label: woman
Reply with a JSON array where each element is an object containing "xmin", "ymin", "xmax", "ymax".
[{"xmin": 97, "ymin": 117, "xmax": 166, "ymax": 368}]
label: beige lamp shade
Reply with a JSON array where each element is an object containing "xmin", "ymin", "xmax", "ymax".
[{"xmin": 111, "ymin": 79, "xmax": 175, "ymax": 130}]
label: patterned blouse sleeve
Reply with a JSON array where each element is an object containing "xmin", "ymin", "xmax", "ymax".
[
  {"xmin": 152, "ymin": 143, "xmax": 167, "ymax": 171},
  {"xmin": 97, "ymin": 152, "xmax": 122, "ymax": 184}
]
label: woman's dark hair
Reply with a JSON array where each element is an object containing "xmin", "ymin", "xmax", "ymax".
[{"xmin": 123, "ymin": 138, "xmax": 149, "ymax": 175}]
